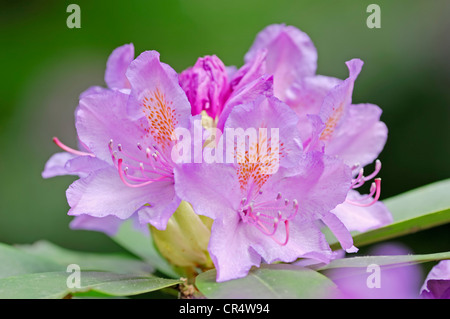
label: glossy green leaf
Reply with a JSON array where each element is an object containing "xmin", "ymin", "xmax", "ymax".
[
  {"xmin": 329, "ymin": 179, "xmax": 450, "ymax": 250},
  {"xmin": 0, "ymin": 271, "xmax": 182, "ymax": 299},
  {"xmin": 110, "ymin": 220, "xmax": 179, "ymax": 278},
  {"xmin": 195, "ymin": 264, "xmax": 337, "ymax": 299},
  {"xmin": 17, "ymin": 240, "xmax": 153, "ymax": 275},
  {"xmin": 318, "ymin": 251, "xmax": 450, "ymax": 272},
  {"xmin": 0, "ymin": 243, "xmax": 64, "ymax": 279}
]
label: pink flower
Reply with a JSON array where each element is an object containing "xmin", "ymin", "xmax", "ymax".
[
  {"xmin": 179, "ymin": 55, "xmax": 231, "ymax": 119},
  {"xmin": 421, "ymin": 260, "xmax": 450, "ymax": 299},
  {"xmin": 243, "ymin": 25, "xmax": 392, "ymax": 233},
  {"xmin": 43, "ymin": 49, "xmax": 193, "ymax": 234},
  {"xmin": 175, "ymin": 96, "xmax": 353, "ymax": 281}
]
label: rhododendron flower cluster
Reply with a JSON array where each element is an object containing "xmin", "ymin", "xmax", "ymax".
[{"xmin": 43, "ymin": 24, "xmax": 392, "ymax": 282}]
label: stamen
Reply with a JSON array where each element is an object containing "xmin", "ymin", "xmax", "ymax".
[
  {"xmin": 117, "ymin": 159, "xmax": 166, "ymax": 188},
  {"xmin": 351, "ymin": 162, "xmax": 361, "ymax": 172},
  {"xmin": 111, "ymin": 151, "xmax": 118, "ymax": 163},
  {"xmin": 151, "ymin": 144, "xmax": 173, "ymax": 166},
  {"xmin": 108, "ymin": 140, "xmax": 174, "ymax": 187},
  {"xmin": 351, "ymin": 168, "xmax": 365, "ymax": 188},
  {"xmin": 255, "ymin": 219, "xmax": 280, "ymax": 237},
  {"xmin": 272, "ymin": 220, "xmax": 289, "ymax": 246},
  {"xmin": 358, "ymin": 182, "xmax": 377, "ymax": 200},
  {"xmin": 239, "ymin": 192, "xmax": 298, "ymax": 247},
  {"xmin": 352, "ymin": 160, "xmax": 382, "ymax": 189},
  {"xmin": 347, "ymin": 178, "xmax": 381, "ymax": 207},
  {"xmin": 286, "ymin": 200, "xmax": 299, "ymax": 220},
  {"xmin": 123, "ymin": 167, "xmax": 159, "ymax": 182},
  {"xmin": 122, "ymin": 161, "xmax": 173, "ymax": 178},
  {"xmin": 363, "ymin": 159, "xmax": 382, "ymax": 182},
  {"xmin": 53, "ymin": 137, "xmax": 94, "ymax": 157},
  {"xmin": 248, "ymin": 203, "xmax": 254, "ymax": 214}
]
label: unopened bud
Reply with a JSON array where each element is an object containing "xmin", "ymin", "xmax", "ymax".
[
  {"xmin": 150, "ymin": 201, "xmax": 214, "ymax": 274},
  {"xmin": 179, "ymin": 55, "xmax": 230, "ymax": 119}
]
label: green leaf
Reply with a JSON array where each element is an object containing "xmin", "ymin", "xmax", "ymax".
[
  {"xmin": 317, "ymin": 251, "xmax": 450, "ymax": 272},
  {"xmin": 0, "ymin": 243, "xmax": 64, "ymax": 279},
  {"xmin": 195, "ymin": 264, "xmax": 337, "ymax": 299},
  {"xmin": 0, "ymin": 271, "xmax": 182, "ymax": 299},
  {"xmin": 329, "ymin": 178, "xmax": 450, "ymax": 250},
  {"xmin": 110, "ymin": 220, "xmax": 179, "ymax": 278},
  {"xmin": 17, "ymin": 240, "xmax": 153, "ymax": 275}
]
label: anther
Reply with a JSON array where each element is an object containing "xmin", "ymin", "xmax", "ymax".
[
  {"xmin": 351, "ymin": 162, "xmax": 361, "ymax": 171},
  {"xmin": 364, "ymin": 159, "xmax": 382, "ymax": 181}
]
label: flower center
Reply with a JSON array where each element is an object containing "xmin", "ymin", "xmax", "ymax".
[
  {"xmin": 320, "ymin": 102, "xmax": 345, "ymax": 141},
  {"xmin": 109, "ymin": 139, "xmax": 174, "ymax": 188},
  {"xmin": 235, "ymin": 132, "xmax": 285, "ymax": 193},
  {"xmin": 238, "ymin": 191, "xmax": 299, "ymax": 246},
  {"xmin": 140, "ymin": 88, "xmax": 179, "ymax": 152}
]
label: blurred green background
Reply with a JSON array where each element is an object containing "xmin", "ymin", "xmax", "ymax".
[{"xmin": 0, "ymin": 0, "xmax": 449, "ymax": 267}]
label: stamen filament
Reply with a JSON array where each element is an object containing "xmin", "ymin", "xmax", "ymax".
[
  {"xmin": 351, "ymin": 168, "xmax": 364, "ymax": 188},
  {"xmin": 346, "ymin": 178, "xmax": 381, "ymax": 207},
  {"xmin": 363, "ymin": 159, "xmax": 382, "ymax": 182},
  {"xmin": 271, "ymin": 220, "xmax": 289, "ymax": 246},
  {"xmin": 255, "ymin": 219, "xmax": 280, "ymax": 237},
  {"xmin": 53, "ymin": 137, "xmax": 94, "ymax": 157},
  {"xmin": 117, "ymin": 159, "xmax": 167, "ymax": 188}
]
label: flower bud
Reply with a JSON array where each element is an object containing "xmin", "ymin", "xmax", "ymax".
[
  {"xmin": 150, "ymin": 201, "xmax": 214, "ymax": 273},
  {"xmin": 179, "ymin": 55, "xmax": 230, "ymax": 119}
]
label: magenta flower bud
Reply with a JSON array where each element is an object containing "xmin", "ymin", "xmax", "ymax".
[{"xmin": 179, "ymin": 55, "xmax": 230, "ymax": 119}]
